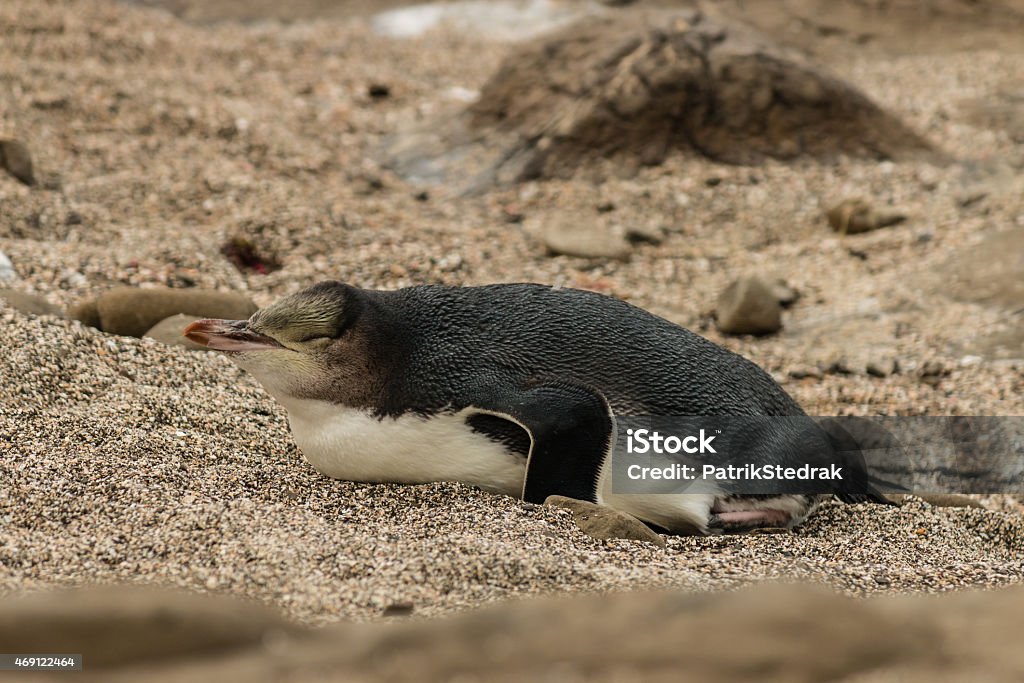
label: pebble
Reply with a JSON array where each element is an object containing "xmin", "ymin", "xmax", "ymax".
[
  {"xmin": 545, "ymin": 496, "xmax": 668, "ymax": 547},
  {"xmin": 715, "ymin": 275, "xmax": 783, "ymax": 335},
  {"xmin": 826, "ymin": 198, "xmax": 907, "ymax": 234},
  {"xmin": 144, "ymin": 314, "xmax": 208, "ymax": 351},
  {"xmin": 91, "ymin": 287, "xmax": 257, "ymax": 338},
  {"xmin": 541, "ymin": 217, "xmax": 631, "ymax": 260},
  {"xmin": 0, "ymin": 138, "xmax": 35, "ymax": 186}
]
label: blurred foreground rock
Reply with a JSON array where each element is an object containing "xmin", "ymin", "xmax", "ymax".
[
  {"xmin": 7, "ymin": 583, "xmax": 1024, "ymax": 682},
  {"xmin": 385, "ymin": 9, "xmax": 936, "ymax": 192},
  {"xmin": 70, "ymin": 287, "xmax": 257, "ymax": 338}
]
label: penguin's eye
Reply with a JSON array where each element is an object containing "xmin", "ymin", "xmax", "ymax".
[{"xmin": 298, "ymin": 333, "xmax": 333, "ymax": 345}]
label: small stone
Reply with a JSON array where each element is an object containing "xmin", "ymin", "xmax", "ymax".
[
  {"xmin": 368, "ymin": 83, "xmax": 391, "ymax": 100},
  {"xmin": 502, "ymin": 204, "xmax": 525, "ymax": 223},
  {"xmin": 94, "ymin": 287, "xmax": 258, "ymax": 338},
  {"xmin": 144, "ymin": 314, "xmax": 209, "ymax": 351},
  {"xmin": 788, "ymin": 366, "xmax": 823, "ymax": 380},
  {"xmin": 0, "ymin": 139, "xmax": 35, "ymax": 186},
  {"xmin": 715, "ymin": 276, "xmax": 782, "ymax": 336},
  {"xmin": 382, "ymin": 602, "xmax": 415, "ymax": 617},
  {"xmin": 545, "ymin": 496, "xmax": 667, "ymax": 547},
  {"xmin": 866, "ymin": 358, "xmax": 898, "ymax": 378},
  {"xmin": 826, "ymin": 198, "xmax": 907, "ymax": 234},
  {"xmin": 919, "ymin": 360, "xmax": 948, "ymax": 377},
  {"xmin": 0, "ymin": 289, "xmax": 65, "ymax": 318},
  {"xmin": 541, "ymin": 218, "xmax": 631, "ymax": 260},
  {"xmin": 826, "ymin": 358, "xmax": 857, "ymax": 375},
  {"xmin": 624, "ymin": 223, "xmax": 665, "ymax": 246}
]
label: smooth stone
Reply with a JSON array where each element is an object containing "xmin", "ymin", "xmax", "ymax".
[
  {"xmin": 144, "ymin": 314, "xmax": 209, "ymax": 351},
  {"xmin": 542, "ymin": 219, "xmax": 631, "ymax": 260},
  {"xmin": 827, "ymin": 198, "xmax": 907, "ymax": 235},
  {"xmin": 94, "ymin": 287, "xmax": 257, "ymax": 338},
  {"xmin": 0, "ymin": 138, "xmax": 35, "ymax": 185},
  {"xmin": 545, "ymin": 495, "xmax": 668, "ymax": 547}
]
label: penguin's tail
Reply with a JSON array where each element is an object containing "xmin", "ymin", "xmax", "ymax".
[
  {"xmin": 817, "ymin": 417, "xmax": 909, "ymax": 506},
  {"xmin": 834, "ymin": 478, "xmax": 902, "ymax": 506}
]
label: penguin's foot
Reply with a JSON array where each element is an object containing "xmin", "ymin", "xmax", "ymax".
[
  {"xmin": 706, "ymin": 495, "xmax": 818, "ymax": 534},
  {"xmin": 707, "ymin": 509, "xmax": 793, "ymax": 534}
]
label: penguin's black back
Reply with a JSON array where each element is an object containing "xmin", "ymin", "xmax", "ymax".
[{"xmin": 358, "ymin": 283, "xmax": 803, "ymax": 419}]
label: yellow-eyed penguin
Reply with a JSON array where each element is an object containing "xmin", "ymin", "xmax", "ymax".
[{"xmin": 185, "ymin": 281, "xmax": 886, "ymax": 535}]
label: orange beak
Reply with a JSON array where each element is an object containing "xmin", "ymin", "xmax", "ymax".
[{"xmin": 183, "ymin": 319, "xmax": 287, "ymax": 352}]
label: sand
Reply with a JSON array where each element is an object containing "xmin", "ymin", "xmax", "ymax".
[{"xmin": 1, "ymin": 0, "xmax": 1022, "ymax": 626}]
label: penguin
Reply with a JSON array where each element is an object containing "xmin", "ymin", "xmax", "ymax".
[{"xmin": 184, "ymin": 281, "xmax": 887, "ymax": 535}]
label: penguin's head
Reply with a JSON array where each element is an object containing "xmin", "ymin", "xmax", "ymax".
[{"xmin": 184, "ymin": 281, "xmax": 378, "ymax": 404}]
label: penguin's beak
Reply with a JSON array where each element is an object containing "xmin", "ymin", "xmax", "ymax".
[{"xmin": 183, "ymin": 319, "xmax": 287, "ymax": 352}]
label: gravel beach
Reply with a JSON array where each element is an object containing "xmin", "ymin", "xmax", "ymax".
[{"xmin": 1, "ymin": 0, "xmax": 1023, "ymax": 628}]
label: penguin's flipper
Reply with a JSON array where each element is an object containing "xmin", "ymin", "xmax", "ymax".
[{"xmin": 465, "ymin": 380, "xmax": 615, "ymax": 504}]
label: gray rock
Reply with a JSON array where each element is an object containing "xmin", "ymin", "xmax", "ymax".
[
  {"xmin": 0, "ymin": 138, "xmax": 35, "ymax": 186},
  {"xmin": 94, "ymin": 287, "xmax": 257, "ymax": 338},
  {"xmin": 0, "ymin": 288, "xmax": 64, "ymax": 318},
  {"xmin": 827, "ymin": 198, "xmax": 907, "ymax": 234},
  {"xmin": 545, "ymin": 495, "xmax": 668, "ymax": 546},
  {"xmin": 0, "ymin": 251, "xmax": 17, "ymax": 281},
  {"xmin": 715, "ymin": 276, "xmax": 783, "ymax": 335},
  {"xmin": 144, "ymin": 314, "xmax": 208, "ymax": 351},
  {"xmin": 385, "ymin": 11, "xmax": 935, "ymax": 192},
  {"xmin": 541, "ymin": 218, "xmax": 631, "ymax": 260}
]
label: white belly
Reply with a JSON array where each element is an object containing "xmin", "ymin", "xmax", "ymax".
[{"xmin": 277, "ymin": 398, "xmax": 527, "ymax": 496}]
